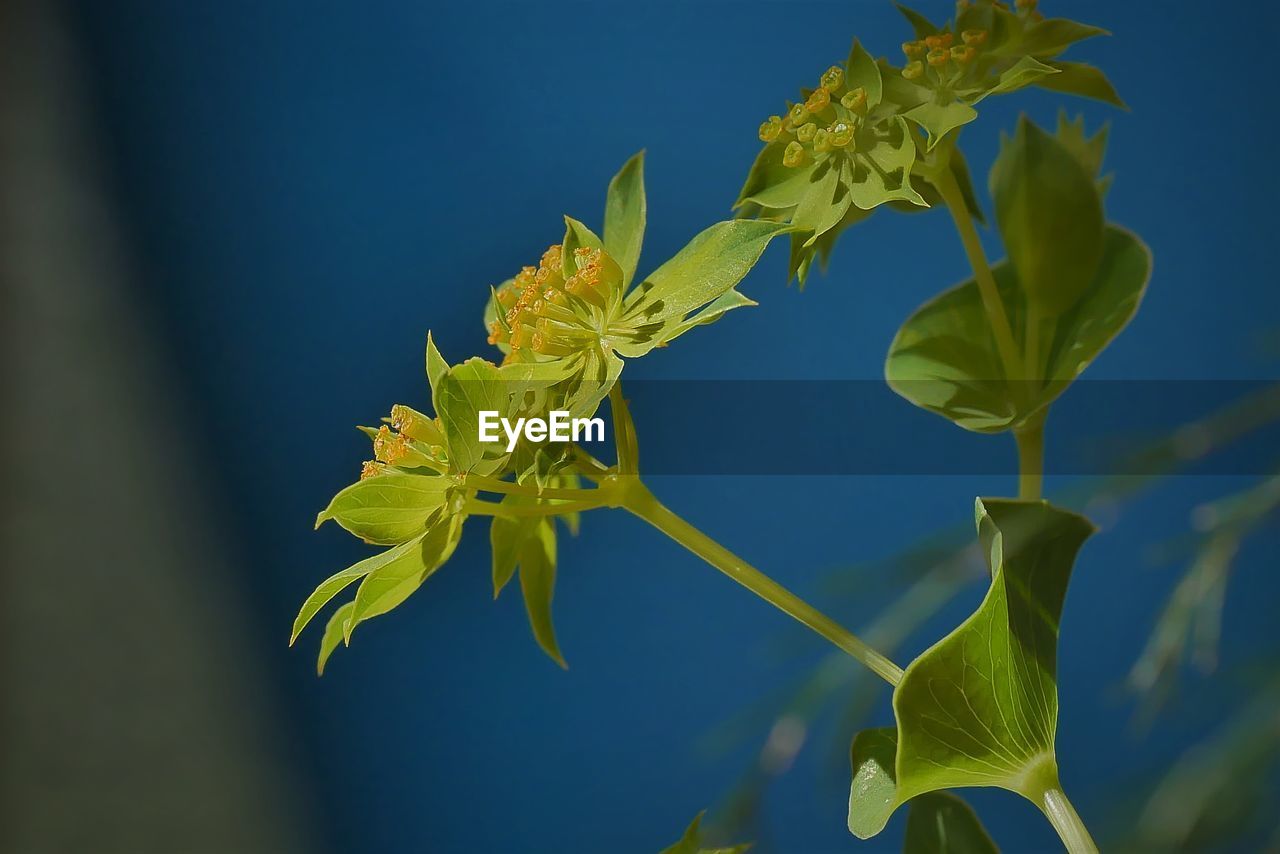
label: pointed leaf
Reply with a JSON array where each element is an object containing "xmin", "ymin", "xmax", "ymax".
[
  {"xmin": 1017, "ymin": 18, "xmax": 1108, "ymax": 57},
  {"xmin": 793, "ymin": 158, "xmax": 851, "ymax": 246},
  {"xmin": 346, "ymin": 514, "xmax": 464, "ymax": 641},
  {"xmin": 661, "ymin": 811, "xmax": 752, "ymax": 854},
  {"xmin": 886, "ymin": 225, "xmax": 1151, "ymax": 433},
  {"xmin": 1035, "ymin": 61, "xmax": 1126, "ymax": 108},
  {"xmin": 895, "ymin": 2, "xmax": 939, "ymax": 37},
  {"xmin": 317, "ymin": 600, "xmax": 355, "ymax": 675},
  {"xmin": 845, "ymin": 39, "xmax": 883, "ymax": 110},
  {"xmin": 561, "ymin": 216, "xmax": 604, "ymax": 278},
  {"xmin": 905, "ymin": 100, "xmax": 979, "ymax": 151},
  {"xmin": 292, "ymin": 533, "xmax": 429, "ymax": 644},
  {"xmin": 315, "ymin": 471, "xmax": 452, "ymax": 544},
  {"xmin": 604, "ymin": 151, "xmax": 646, "ymax": 286},
  {"xmin": 848, "ymin": 116, "xmax": 929, "ymax": 208},
  {"xmin": 426, "ymin": 332, "xmax": 448, "ymax": 409},
  {"xmin": 973, "ymin": 55, "xmax": 1060, "ymax": 102},
  {"xmin": 437, "ymin": 358, "xmax": 508, "ymax": 472},
  {"xmin": 619, "ymin": 220, "xmax": 789, "ymax": 349},
  {"xmin": 518, "ymin": 518, "xmax": 565, "ymax": 667}
]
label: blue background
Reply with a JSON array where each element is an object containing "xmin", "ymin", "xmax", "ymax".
[{"xmin": 67, "ymin": 1, "xmax": 1279, "ymax": 851}]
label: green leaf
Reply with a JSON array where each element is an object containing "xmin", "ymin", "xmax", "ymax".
[
  {"xmin": 660, "ymin": 811, "xmax": 752, "ymax": 854},
  {"xmin": 990, "ymin": 116, "xmax": 1104, "ymax": 316},
  {"xmin": 426, "ymin": 331, "xmax": 448, "ymax": 408},
  {"xmin": 1017, "ymin": 18, "xmax": 1109, "ymax": 58},
  {"xmin": 604, "ymin": 151, "xmax": 646, "ymax": 287},
  {"xmin": 793, "ymin": 158, "xmax": 851, "ymax": 246},
  {"xmin": 905, "ymin": 100, "xmax": 978, "ymax": 151},
  {"xmin": 845, "ymin": 39, "xmax": 883, "ymax": 110},
  {"xmin": 346, "ymin": 513, "xmax": 464, "ymax": 641},
  {"xmin": 518, "ymin": 517, "xmax": 565, "ymax": 667},
  {"xmin": 1034, "ymin": 61, "xmax": 1127, "ymax": 109},
  {"xmin": 895, "ymin": 2, "xmax": 939, "ymax": 37},
  {"xmin": 885, "ymin": 225, "xmax": 1151, "ymax": 433},
  {"xmin": 292, "ymin": 532, "xmax": 428, "ymax": 644},
  {"xmin": 490, "ymin": 507, "xmax": 538, "ymax": 598},
  {"xmin": 975, "ymin": 55, "xmax": 1060, "ymax": 101},
  {"xmin": 905, "ymin": 793, "xmax": 1000, "ymax": 854},
  {"xmin": 437, "ymin": 357, "xmax": 508, "ymax": 472},
  {"xmin": 317, "ymin": 600, "xmax": 355, "ymax": 675},
  {"xmin": 848, "ymin": 116, "xmax": 929, "ymax": 208},
  {"xmin": 848, "ymin": 499, "xmax": 1095, "ymax": 839},
  {"xmin": 735, "ymin": 142, "xmax": 812, "ymax": 211},
  {"xmin": 657, "ymin": 289, "xmax": 757, "ymax": 346},
  {"xmin": 617, "ymin": 220, "xmax": 789, "ymax": 352},
  {"xmin": 561, "ymin": 216, "xmax": 604, "ymax": 279},
  {"xmin": 315, "ymin": 471, "xmax": 452, "ymax": 544},
  {"xmin": 558, "ymin": 346, "xmax": 625, "ymax": 418}
]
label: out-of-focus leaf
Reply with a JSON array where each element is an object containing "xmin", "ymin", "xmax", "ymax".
[
  {"xmin": 990, "ymin": 116, "xmax": 1104, "ymax": 316},
  {"xmin": 660, "ymin": 811, "xmax": 752, "ymax": 854},
  {"xmin": 1035, "ymin": 61, "xmax": 1126, "ymax": 108},
  {"xmin": 905, "ymin": 792, "xmax": 999, "ymax": 854},
  {"xmin": 886, "ymin": 226, "xmax": 1151, "ymax": 433}
]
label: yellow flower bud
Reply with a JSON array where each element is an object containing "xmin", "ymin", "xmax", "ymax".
[
  {"xmin": 758, "ymin": 115, "xmax": 783, "ymax": 142},
  {"xmin": 951, "ymin": 45, "xmax": 976, "ymax": 64},
  {"xmin": 840, "ymin": 86, "xmax": 868, "ymax": 113},
  {"xmin": 797, "ymin": 122, "xmax": 818, "ymax": 143},
  {"xmin": 812, "ymin": 128, "xmax": 832, "ymax": 152},
  {"xmin": 903, "ymin": 61, "xmax": 925, "ymax": 80},
  {"xmin": 788, "ymin": 103, "xmax": 809, "ymax": 127},
  {"xmin": 903, "ymin": 40, "xmax": 925, "ymax": 59},
  {"xmin": 805, "ymin": 87, "xmax": 831, "ymax": 113},
  {"xmin": 927, "ymin": 48, "xmax": 949, "ymax": 67},
  {"xmin": 782, "ymin": 141, "xmax": 807, "ymax": 167},
  {"xmin": 821, "ymin": 65, "xmax": 845, "ymax": 93},
  {"xmin": 830, "ymin": 121, "xmax": 855, "ymax": 148},
  {"xmin": 924, "ymin": 33, "xmax": 954, "ymax": 50},
  {"xmin": 962, "ymin": 28, "xmax": 988, "ymax": 46},
  {"xmin": 360, "ymin": 460, "xmax": 385, "ymax": 480}
]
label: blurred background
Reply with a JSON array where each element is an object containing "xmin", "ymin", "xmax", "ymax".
[{"xmin": 4, "ymin": 1, "xmax": 1278, "ymax": 852}]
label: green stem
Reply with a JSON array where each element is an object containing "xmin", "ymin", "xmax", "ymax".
[
  {"xmin": 1040, "ymin": 787, "xmax": 1098, "ymax": 854},
  {"xmin": 620, "ymin": 480, "xmax": 905, "ymax": 686},
  {"xmin": 466, "ymin": 475, "xmax": 597, "ymax": 502},
  {"xmin": 1014, "ymin": 412, "xmax": 1046, "ymax": 500},
  {"xmin": 931, "ymin": 159, "xmax": 1023, "ymax": 387},
  {"xmin": 465, "ymin": 498, "xmax": 605, "ymax": 518}
]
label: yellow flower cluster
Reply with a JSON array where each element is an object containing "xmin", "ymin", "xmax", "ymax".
[
  {"xmin": 901, "ymin": 29, "xmax": 988, "ymax": 80},
  {"xmin": 757, "ymin": 64, "xmax": 871, "ymax": 169},
  {"xmin": 489, "ymin": 243, "xmax": 622, "ymax": 356}
]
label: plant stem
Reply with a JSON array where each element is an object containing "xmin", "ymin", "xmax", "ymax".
[
  {"xmin": 1040, "ymin": 787, "xmax": 1098, "ymax": 854},
  {"xmin": 1014, "ymin": 412, "xmax": 1046, "ymax": 500},
  {"xmin": 465, "ymin": 498, "xmax": 604, "ymax": 518},
  {"xmin": 620, "ymin": 480, "xmax": 905, "ymax": 686},
  {"xmin": 931, "ymin": 160, "xmax": 1023, "ymax": 387},
  {"xmin": 467, "ymin": 475, "xmax": 598, "ymax": 502}
]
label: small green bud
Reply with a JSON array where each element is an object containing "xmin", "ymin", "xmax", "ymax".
[
  {"xmin": 812, "ymin": 128, "xmax": 831, "ymax": 153},
  {"xmin": 782, "ymin": 140, "xmax": 807, "ymax": 168},
  {"xmin": 821, "ymin": 65, "xmax": 845, "ymax": 93},
  {"xmin": 797, "ymin": 122, "xmax": 818, "ymax": 143},
  {"xmin": 758, "ymin": 115, "xmax": 783, "ymax": 142},
  {"xmin": 840, "ymin": 86, "xmax": 868, "ymax": 113},
  {"xmin": 830, "ymin": 122, "xmax": 855, "ymax": 149},
  {"xmin": 903, "ymin": 61, "xmax": 924, "ymax": 80}
]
